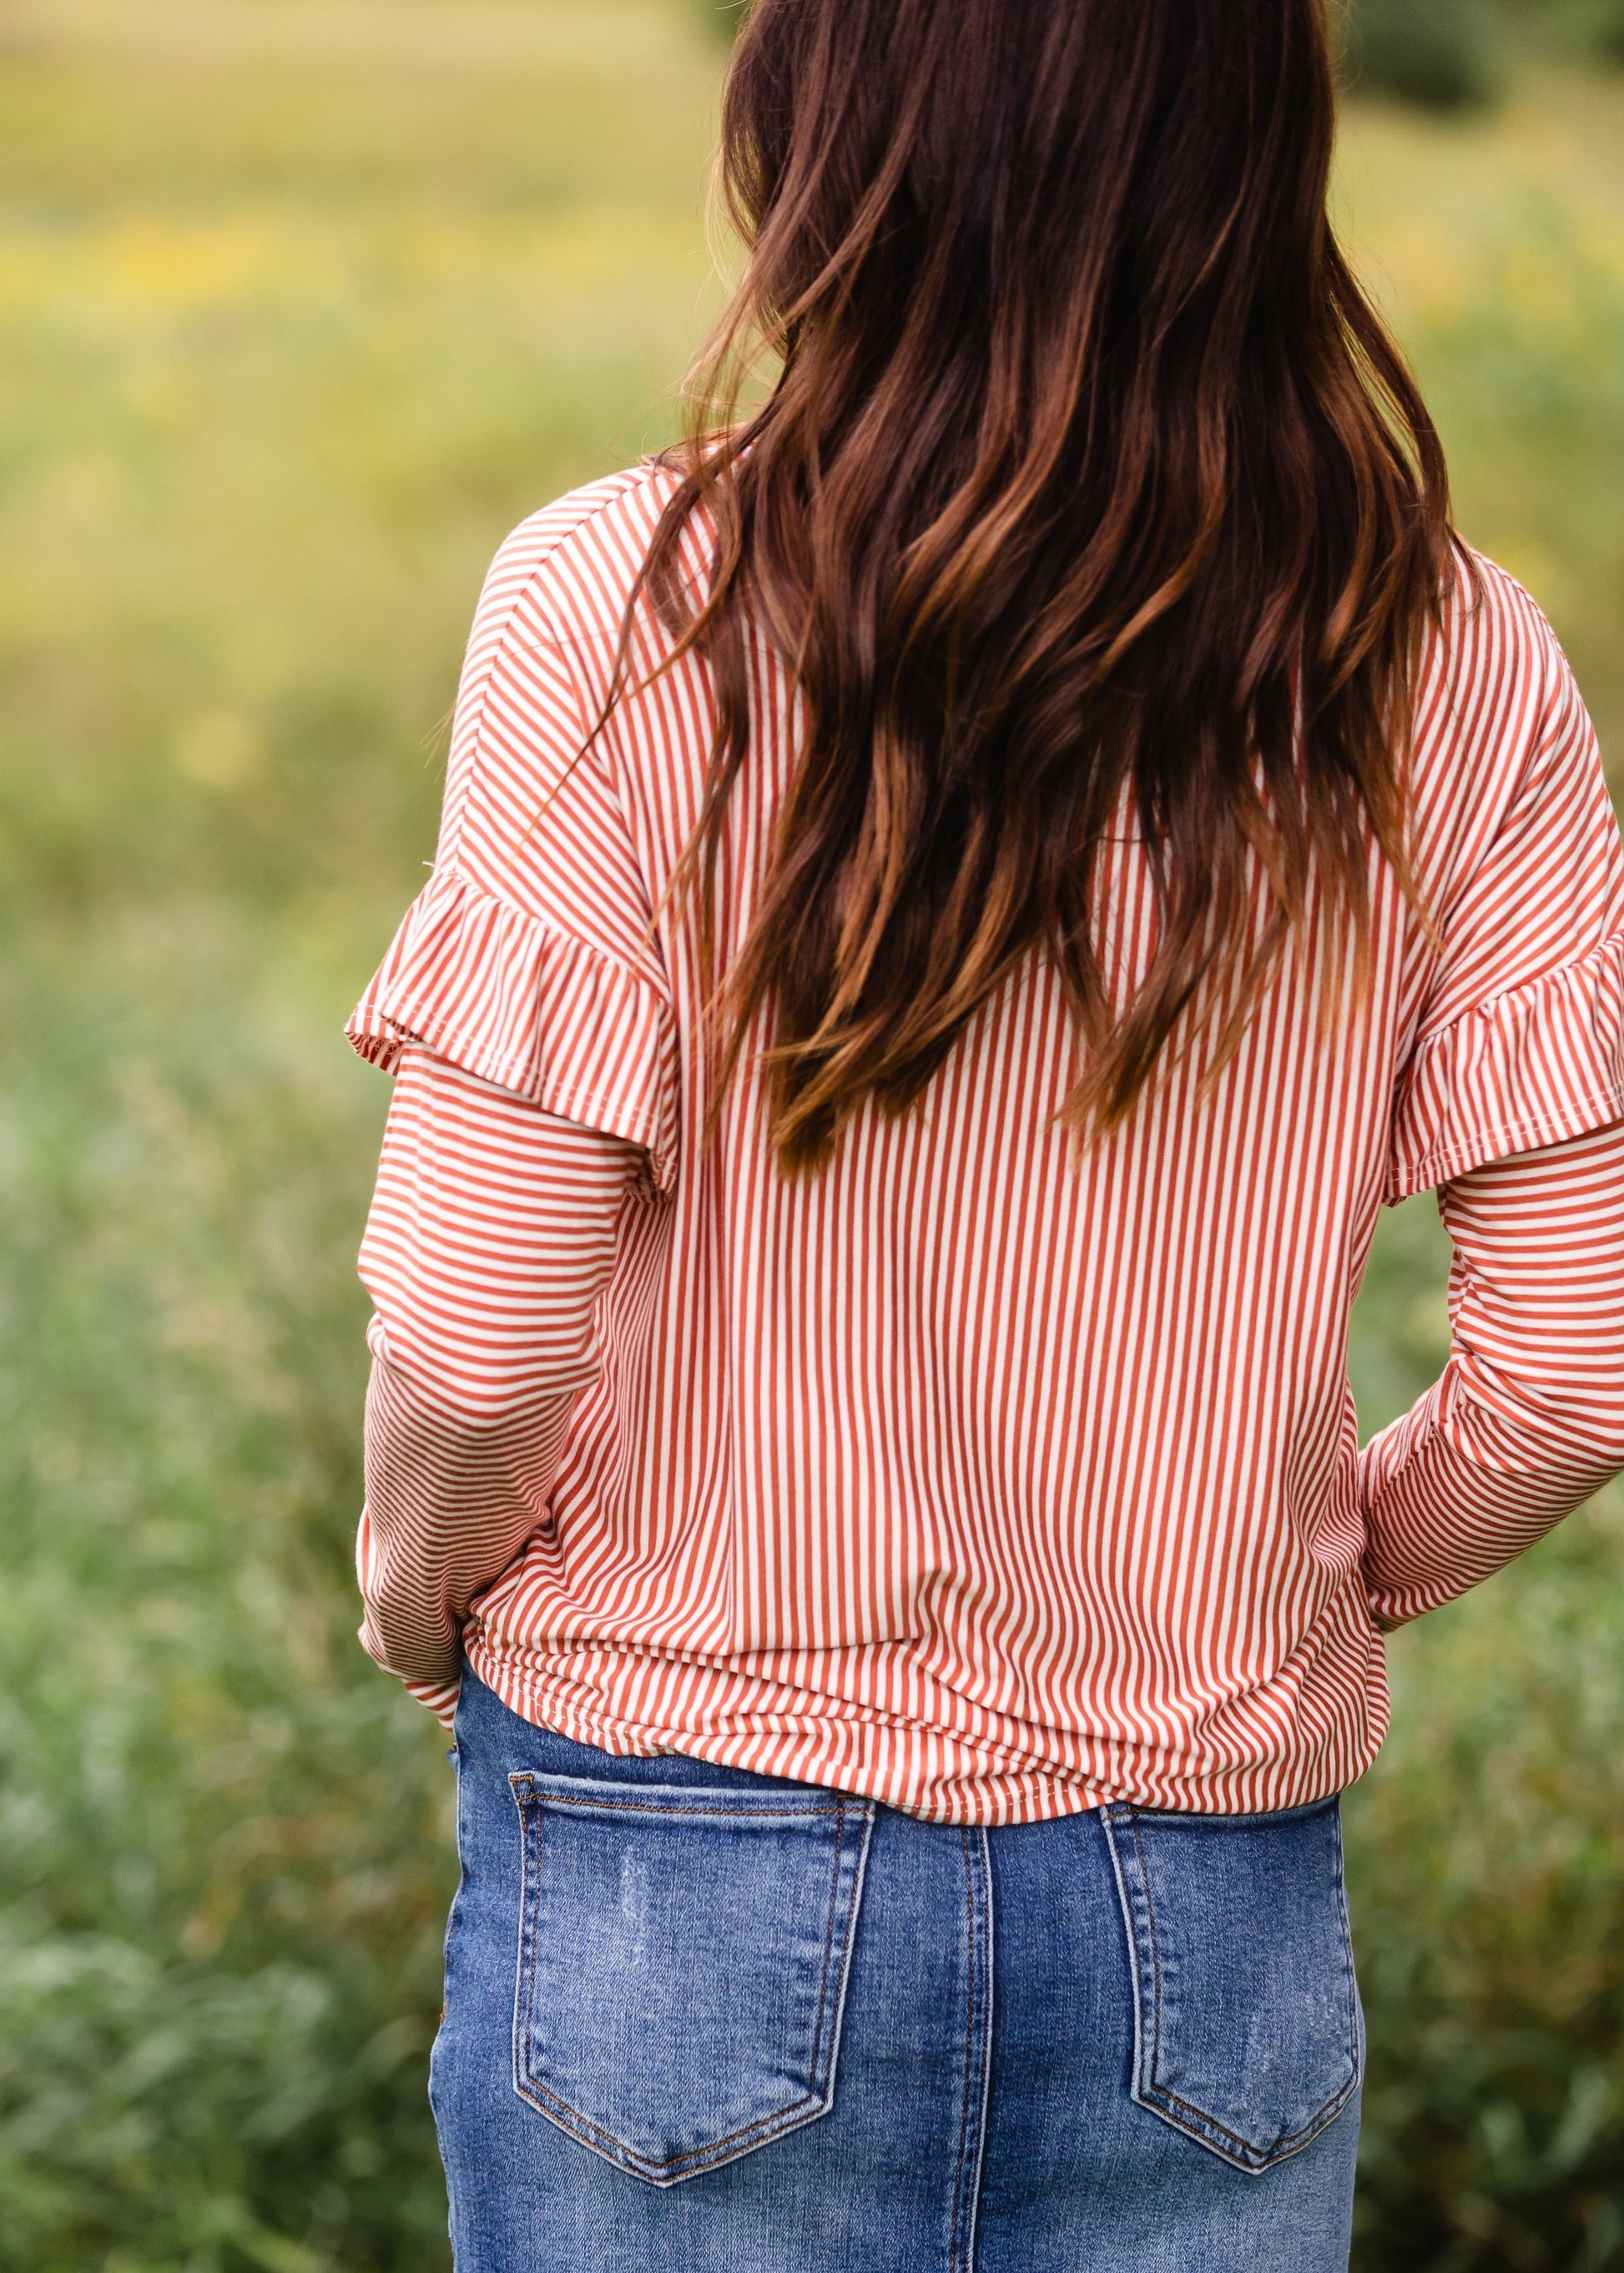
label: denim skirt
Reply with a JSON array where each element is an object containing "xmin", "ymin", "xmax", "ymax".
[{"xmin": 431, "ymin": 1671, "xmax": 1362, "ymax": 2272}]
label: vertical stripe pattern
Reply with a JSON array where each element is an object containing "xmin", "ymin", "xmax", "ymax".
[{"xmin": 347, "ymin": 466, "xmax": 1624, "ymax": 1824}]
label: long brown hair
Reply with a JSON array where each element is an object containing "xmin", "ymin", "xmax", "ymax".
[{"xmin": 636, "ymin": 0, "xmax": 1453, "ymax": 1174}]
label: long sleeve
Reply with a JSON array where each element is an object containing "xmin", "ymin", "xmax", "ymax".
[
  {"xmin": 356, "ymin": 1043, "xmax": 641, "ymax": 1719},
  {"xmin": 344, "ymin": 509, "xmax": 680, "ymax": 1721},
  {"xmin": 1359, "ymin": 1115, "xmax": 1624, "ymax": 1630}
]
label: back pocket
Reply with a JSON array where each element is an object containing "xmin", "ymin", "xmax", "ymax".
[
  {"xmin": 1101, "ymin": 1797, "xmax": 1361, "ymax": 2173},
  {"xmin": 509, "ymin": 1772, "xmax": 875, "ymax": 2186}
]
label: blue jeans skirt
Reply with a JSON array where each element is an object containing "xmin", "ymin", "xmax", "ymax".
[{"xmin": 432, "ymin": 1671, "xmax": 1362, "ymax": 2272}]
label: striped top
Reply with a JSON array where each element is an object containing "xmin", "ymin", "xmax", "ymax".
[{"xmin": 348, "ymin": 463, "xmax": 1624, "ymax": 1824}]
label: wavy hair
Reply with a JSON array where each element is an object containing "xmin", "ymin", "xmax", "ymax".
[{"xmin": 634, "ymin": 0, "xmax": 1454, "ymax": 1173}]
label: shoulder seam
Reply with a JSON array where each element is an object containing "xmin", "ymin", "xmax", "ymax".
[
  {"xmin": 515, "ymin": 459, "xmax": 674, "ymax": 591},
  {"xmin": 444, "ymin": 464, "xmax": 673, "ymax": 864}
]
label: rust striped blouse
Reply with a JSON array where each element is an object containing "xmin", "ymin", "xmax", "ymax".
[{"xmin": 348, "ymin": 464, "xmax": 1624, "ymax": 1824}]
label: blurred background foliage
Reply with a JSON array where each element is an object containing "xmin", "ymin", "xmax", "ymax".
[
  {"xmin": 1343, "ymin": 0, "xmax": 1624, "ymax": 108},
  {"xmin": 0, "ymin": 1, "xmax": 1620, "ymax": 2267}
]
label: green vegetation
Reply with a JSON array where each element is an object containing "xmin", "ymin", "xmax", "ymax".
[
  {"xmin": 1344, "ymin": 0, "xmax": 1500, "ymax": 110},
  {"xmin": 0, "ymin": 4, "xmax": 1619, "ymax": 2267},
  {"xmin": 1340, "ymin": 0, "xmax": 1624, "ymax": 108}
]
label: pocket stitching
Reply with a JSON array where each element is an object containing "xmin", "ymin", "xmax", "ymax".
[
  {"xmin": 509, "ymin": 1778, "xmax": 869, "ymax": 2182},
  {"xmin": 515, "ymin": 1790, "xmax": 834, "ymax": 2174},
  {"xmin": 517, "ymin": 1788, "xmax": 850, "ymax": 1819},
  {"xmin": 1108, "ymin": 1802, "xmax": 1362, "ymax": 2171}
]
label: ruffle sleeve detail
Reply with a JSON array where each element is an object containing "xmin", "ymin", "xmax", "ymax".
[
  {"xmin": 1387, "ymin": 927, "xmax": 1624, "ymax": 1200},
  {"xmin": 346, "ymin": 868, "xmax": 679, "ymax": 1192}
]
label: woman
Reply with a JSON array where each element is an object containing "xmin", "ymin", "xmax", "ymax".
[{"xmin": 345, "ymin": 1, "xmax": 1624, "ymax": 2265}]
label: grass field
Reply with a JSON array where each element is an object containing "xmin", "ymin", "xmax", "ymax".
[{"xmin": 0, "ymin": 5, "xmax": 1621, "ymax": 2267}]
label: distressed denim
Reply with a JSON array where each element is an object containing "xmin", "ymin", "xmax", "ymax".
[{"xmin": 431, "ymin": 1670, "xmax": 1362, "ymax": 2272}]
